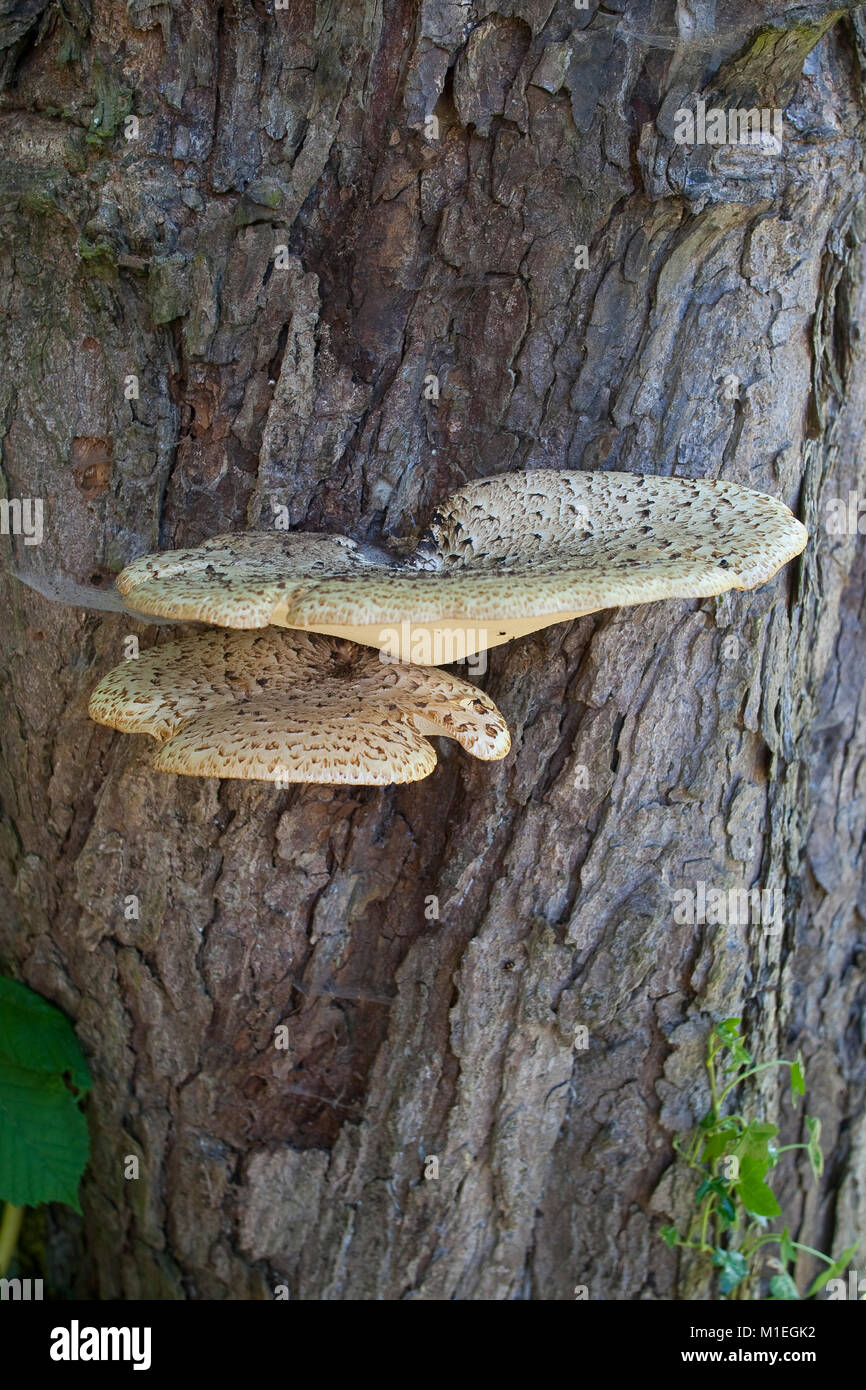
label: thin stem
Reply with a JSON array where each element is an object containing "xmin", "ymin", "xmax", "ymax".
[
  {"xmin": 741, "ymin": 1234, "xmax": 834, "ymax": 1267},
  {"xmin": 791, "ymin": 1240, "xmax": 835, "ymax": 1266},
  {"xmin": 719, "ymin": 1060, "xmax": 791, "ymax": 1105},
  {"xmin": 706, "ymin": 1044, "xmax": 721, "ymax": 1117},
  {"xmin": 741, "ymin": 1231, "xmax": 779, "ymax": 1258},
  {"xmin": 699, "ymin": 1195, "xmax": 716, "ymax": 1253},
  {"xmin": 0, "ymin": 1203, "xmax": 23, "ymax": 1277}
]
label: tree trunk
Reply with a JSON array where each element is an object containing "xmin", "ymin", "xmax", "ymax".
[{"xmin": 1, "ymin": 0, "xmax": 865, "ymax": 1301}]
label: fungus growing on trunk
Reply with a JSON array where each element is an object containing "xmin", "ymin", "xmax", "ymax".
[
  {"xmin": 114, "ymin": 471, "xmax": 808, "ymax": 662},
  {"xmin": 88, "ymin": 629, "xmax": 510, "ymax": 784}
]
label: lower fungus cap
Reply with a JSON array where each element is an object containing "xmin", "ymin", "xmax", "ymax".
[{"xmin": 87, "ymin": 628, "xmax": 510, "ymax": 784}]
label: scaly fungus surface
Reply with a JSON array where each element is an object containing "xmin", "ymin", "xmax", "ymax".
[
  {"xmin": 114, "ymin": 470, "xmax": 809, "ymax": 662},
  {"xmin": 88, "ymin": 628, "xmax": 511, "ymax": 784}
]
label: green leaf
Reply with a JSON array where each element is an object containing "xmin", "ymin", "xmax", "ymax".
[
  {"xmin": 791, "ymin": 1053, "xmax": 805, "ymax": 1102},
  {"xmin": 660, "ymin": 1225, "xmax": 679, "ymax": 1249},
  {"xmin": 780, "ymin": 1227, "xmax": 796, "ymax": 1267},
  {"xmin": 726, "ymin": 1048, "xmax": 752, "ymax": 1071},
  {"xmin": 712, "ymin": 1248, "xmax": 749, "ymax": 1295},
  {"xmin": 738, "ymin": 1155, "xmax": 781, "ymax": 1218},
  {"xmin": 696, "ymin": 1175, "xmax": 728, "ymax": 1202},
  {"xmin": 740, "ymin": 1121, "xmax": 778, "ymax": 1164},
  {"xmin": 702, "ymin": 1118, "xmax": 741, "ymax": 1162},
  {"xmin": 806, "ymin": 1243, "xmax": 859, "ymax": 1298},
  {"xmin": 716, "ymin": 1019, "xmax": 752, "ymax": 1068},
  {"xmin": 695, "ymin": 1176, "xmax": 736, "ymax": 1225},
  {"xmin": 701, "ymin": 1132, "xmax": 727, "ymax": 1161},
  {"xmin": 0, "ymin": 1059, "xmax": 90, "ymax": 1210},
  {"xmin": 805, "ymin": 1116, "xmax": 823, "ymax": 1180},
  {"xmin": 769, "ymin": 1272, "xmax": 801, "ymax": 1300},
  {"xmin": 0, "ymin": 977, "xmax": 91, "ymax": 1092}
]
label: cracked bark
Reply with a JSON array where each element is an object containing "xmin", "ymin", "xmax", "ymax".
[{"xmin": 0, "ymin": 0, "xmax": 865, "ymax": 1300}]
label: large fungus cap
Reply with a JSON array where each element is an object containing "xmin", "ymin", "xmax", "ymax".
[
  {"xmin": 88, "ymin": 629, "xmax": 510, "ymax": 784},
  {"xmin": 116, "ymin": 471, "xmax": 808, "ymax": 661}
]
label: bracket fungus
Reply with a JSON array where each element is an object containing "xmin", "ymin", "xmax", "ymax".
[
  {"xmin": 114, "ymin": 471, "xmax": 808, "ymax": 662},
  {"xmin": 88, "ymin": 629, "xmax": 510, "ymax": 784}
]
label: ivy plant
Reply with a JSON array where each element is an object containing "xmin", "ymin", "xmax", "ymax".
[
  {"xmin": 660, "ymin": 1017, "xmax": 858, "ymax": 1299},
  {"xmin": 0, "ymin": 977, "xmax": 91, "ymax": 1276}
]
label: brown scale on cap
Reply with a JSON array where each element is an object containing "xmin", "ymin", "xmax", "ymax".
[
  {"xmin": 115, "ymin": 471, "xmax": 808, "ymax": 662},
  {"xmin": 88, "ymin": 629, "xmax": 510, "ymax": 784}
]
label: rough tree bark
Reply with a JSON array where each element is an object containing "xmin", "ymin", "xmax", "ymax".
[{"xmin": 1, "ymin": 0, "xmax": 865, "ymax": 1301}]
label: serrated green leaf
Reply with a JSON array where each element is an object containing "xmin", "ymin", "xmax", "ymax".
[
  {"xmin": 660, "ymin": 1225, "xmax": 679, "ymax": 1249},
  {"xmin": 769, "ymin": 1272, "xmax": 801, "ymax": 1300},
  {"xmin": 791, "ymin": 1054, "xmax": 805, "ymax": 1101},
  {"xmin": 738, "ymin": 1155, "xmax": 781, "ymax": 1218},
  {"xmin": 712, "ymin": 1247, "xmax": 748, "ymax": 1295},
  {"xmin": 806, "ymin": 1243, "xmax": 858, "ymax": 1298},
  {"xmin": 0, "ymin": 1059, "xmax": 89, "ymax": 1210},
  {"xmin": 0, "ymin": 978, "xmax": 91, "ymax": 1092}
]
